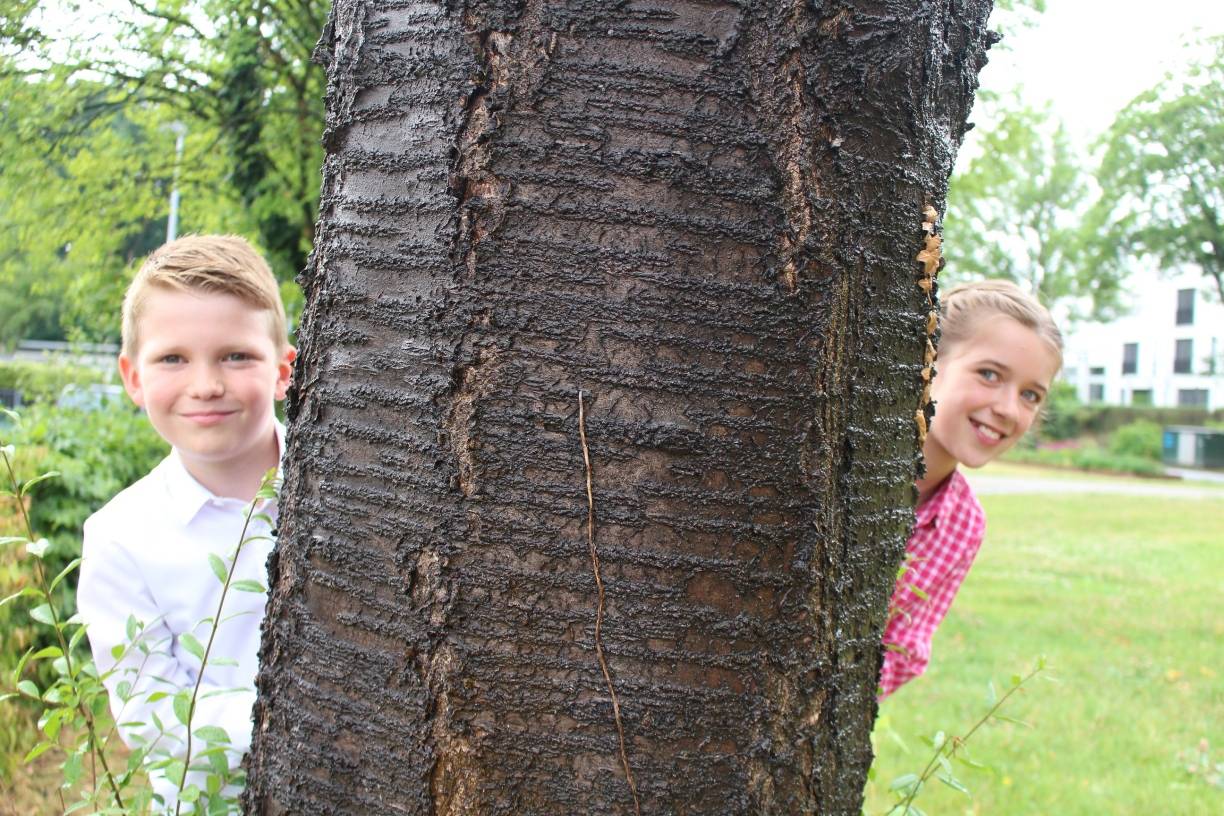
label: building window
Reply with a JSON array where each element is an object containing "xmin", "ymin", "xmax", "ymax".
[
  {"xmin": 1176, "ymin": 288, "xmax": 1195, "ymax": 325},
  {"xmin": 1177, "ymin": 389, "xmax": 1209, "ymax": 408},
  {"xmin": 1089, "ymin": 366, "xmax": 1106, "ymax": 376},
  {"xmin": 1089, "ymin": 384, "xmax": 1105, "ymax": 403},
  {"xmin": 1174, "ymin": 339, "xmax": 1193, "ymax": 374},
  {"xmin": 1131, "ymin": 389, "xmax": 1153, "ymax": 406},
  {"xmin": 1122, "ymin": 343, "xmax": 1138, "ymax": 375}
]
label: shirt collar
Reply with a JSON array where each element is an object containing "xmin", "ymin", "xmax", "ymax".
[
  {"xmin": 162, "ymin": 421, "xmax": 286, "ymax": 526},
  {"xmin": 914, "ymin": 468, "xmax": 966, "ymax": 529}
]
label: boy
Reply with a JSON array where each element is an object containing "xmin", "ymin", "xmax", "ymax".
[
  {"xmin": 76, "ymin": 235, "xmax": 295, "ymax": 805},
  {"xmin": 879, "ymin": 280, "xmax": 1062, "ymax": 698}
]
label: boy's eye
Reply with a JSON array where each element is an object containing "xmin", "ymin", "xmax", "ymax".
[{"xmin": 159, "ymin": 354, "xmax": 184, "ymax": 364}]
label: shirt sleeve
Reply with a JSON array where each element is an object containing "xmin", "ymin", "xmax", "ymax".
[
  {"xmin": 878, "ymin": 549, "xmax": 974, "ymax": 698},
  {"xmin": 77, "ymin": 517, "xmax": 257, "ymax": 760}
]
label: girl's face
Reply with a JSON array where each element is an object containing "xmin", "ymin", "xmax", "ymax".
[{"xmin": 925, "ymin": 315, "xmax": 1062, "ymax": 476}]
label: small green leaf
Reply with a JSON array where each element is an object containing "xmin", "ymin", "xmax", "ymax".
[
  {"xmin": 208, "ymin": 553, "xmax": 228, "ymax": 584},
  {"xmin": 29, "ymin": 645, "xmax": 62, "ymax": 661},
  {"xmin": 986, "ymin": 680, "xmax": 997, "ymax": 705},
  {"xmin": 165, "ymin": 759, "xmax": 186, "ymax": 786},
  {"xmin": 179, "ymin": 632, "xmax": 206, "ymax": 661},
  {"xmin": 193, "ymin": 725, "xmax": 231, "ymax": 745},
  {"xmin": 0, "ymin": 535, "xmax": 30, "ymax": 546},
  {"xmin": 172, "ymin": 692, "xmax": 192, "ymax": 726},
  {"xmin": 938, "ymin": 772, "xmax": 971, "ymax": 795},
  {"xmin": 17, "ymin": 680, "xmax": 39, "ymax": 698},
  {"xmin": 1010, "ymin": 673, "xmax": 1023, "ymax": 687},
  {"xmin": 906, "ymin": 583, "xmax": 929, "ymax": 601},
  {"xmin": 116, "ymin": 680, "xmax": 132, "ymax": 702},
  {"xmin": 62, "ymin": 750, "xmax": 83, "ymax": 785},
  {"xmin": 49, "ymin": 558, "xmax": 82, "ymax": 592},
  {"xmin": 20, "ymin": 471, "xmax": 60, "ymax": 497},
  {"xmin": 125, "ymin": 614, "xmax": 140, "ymax": 643},
  {"xmin": 231, "ymin": 579, "xmax": 266, "ymax": 593},
  {"xmin": 26, "ymin": 538, "xmax": 50, "ymax": 559},
  {"xmin": 995, "ymin": 714, "xmax": 1032, "ymax": 728},
  {"xmin": 889, "ymin": 772, "xmax": 920, "ymax": 793},
  {"xmin": 0, "ymin": 586, "xmax": 39, "ymax": 608},
  {"xmin": 29, "ymin": 603, "xmax": 55, "ymax": 625},
  {"xmin": 22, "ymin": 740, "xmax": 55, "ymax": 763},
  {"xmin": 179, "ymin": 784, "xmax": 201, "ymax": 804}
]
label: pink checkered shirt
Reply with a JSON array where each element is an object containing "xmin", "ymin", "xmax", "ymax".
[{"xmin": 878, "ymin": 469, "xmax": 985, "ymax": 698}]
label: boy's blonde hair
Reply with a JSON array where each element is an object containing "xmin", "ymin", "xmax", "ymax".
[
  {"xmin": 940, "ymin": 279, "xmax": 1063, "ymax": 369},
  {"xmin": 121, "ymin": 235, "xmax": 288, "ymax": 357}
]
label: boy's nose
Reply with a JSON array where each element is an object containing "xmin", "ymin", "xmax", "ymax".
[{"xmin": 188, "ymin": 367, "xmax": 225, "ymax": 398}]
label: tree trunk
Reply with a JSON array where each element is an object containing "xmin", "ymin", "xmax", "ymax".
[{"xmin": 246, "ymin": 1, "xmax": 994, "ymax": 813}]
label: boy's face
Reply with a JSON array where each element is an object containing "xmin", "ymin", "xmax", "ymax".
[
  {"xmin": 119, "ymin": 288, "xmax": 294, "ymax": 475},
  {"xmin": 926, "ymin": 316, "xmax": 1061, "ymax": 471}
]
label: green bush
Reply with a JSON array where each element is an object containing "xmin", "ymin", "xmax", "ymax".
[
  {"xmin": 1109, "ymin": 420, "xmax": 1164, "ymax": 461},
  {"xmin": 1037, "ymin": 381, "xmax": 1082, "ymax": 440},
  {"xmin": 1, "ymin": 401, "xmax": 167, "ymax": 703},
  {"xmin": 1003, "ymin": 443, "xmax": 1167, "ymax": 477},
  {"xmin": 1034, "ymin": 387, "xmax": 1224, "ymax": 443},
  {"xmin": 0, "ymin": 359, "xmax": 108, "ymax": 405}
]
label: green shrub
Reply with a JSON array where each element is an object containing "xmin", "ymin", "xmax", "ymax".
[
  {"xmin": 1109, "ymin": 420, "xmax": 1164, "ymax": 462},
  {"xmin": 1004, "ymin": 443, "xmax": 1167, "ymax": 477},
  {"xmin": 1, "ymin": 401, "xmax": 167, "ymax": 703},
  {"xmin": 0, "ymin": 359, "xmax": 108, "ymax": 405},
  {"xmin": 1037, "ymin": 381, "xmax": 1082, "ymax": 440}
]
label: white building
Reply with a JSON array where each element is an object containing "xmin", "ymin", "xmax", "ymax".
[{"xmin": 1061, "ymin": 269, "xmax": 1224, "ymax": 409}]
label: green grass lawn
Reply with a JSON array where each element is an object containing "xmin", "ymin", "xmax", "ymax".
[{"xmin": 865, "ymin": 490, "xmax": 1224, "ymax": 815}]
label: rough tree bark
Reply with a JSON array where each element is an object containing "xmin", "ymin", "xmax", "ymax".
[{"xmin": 246, "ymin": 1, "xmax": 994, "ymax": 813}]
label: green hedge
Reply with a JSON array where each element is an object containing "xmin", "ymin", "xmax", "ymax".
[
  {"xmin": 1004, "ymin": 444, "xmax": 1167, "ymax": 477},
  {"xmin": 1, "ymin": 401, "xmax": 167, "ymax": 700},
  {"xmin": 1037, "ymin": 381, "xmax": 1224, "ymax": 441},
  {"xmin": 0, "ymin": 359, "xmax": 108, "ymax": 405}
]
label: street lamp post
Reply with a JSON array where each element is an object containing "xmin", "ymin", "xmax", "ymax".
[{"xmin": 165, "ymin": 121, "xmax": 187, "ymax": 242}]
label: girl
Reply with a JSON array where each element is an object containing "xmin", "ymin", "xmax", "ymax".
[{"xmin": 879, "ymin": 280, "xmax": 1063, "ymax": 697}]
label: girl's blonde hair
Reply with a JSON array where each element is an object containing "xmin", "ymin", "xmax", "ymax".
[
  {"xmin": 940, "ymin": 280, "xmax": 1063, "ymax": 369},
  {"xmin": 121, "ymin": 235, "xmax": 288, "ymax": 357}
]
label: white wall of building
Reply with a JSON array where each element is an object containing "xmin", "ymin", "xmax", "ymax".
[{"xmin": 1061, "ymin": 269, "xmax": 1224, "ymax": 410}]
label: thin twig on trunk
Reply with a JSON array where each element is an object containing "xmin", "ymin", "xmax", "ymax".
[{"xmin": 578, "ymin": 390, "xmax": 641, "ymax": 816}]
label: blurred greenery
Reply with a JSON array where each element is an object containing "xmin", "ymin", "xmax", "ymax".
[
  {"xmin": 945, "ymin": 96, "xmax": 1123, "ymax": 319},
  {"xmin": 0, "ymin": 401, "xmax": 167, "ymax": 767},
  {"xmin": 0, "ymin": 0, "xmax": 325, "ymax": 344},
  {"xmin": 1091, "ymin": 35, "xmax": 1224, "ymax": 306}
]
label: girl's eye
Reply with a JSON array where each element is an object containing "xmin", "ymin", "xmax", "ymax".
[
  {"xmin": 224, "ymin": 352, "xmax": 252, "ymax": 362},
  {"xmin": 978, "ymin": 368, "xmax": 999, "ymax": 382},
  {"xmin": 1021, "ymin": 389, "xmax": 1042, "ymax": 404},
  {"xmin": 159, "ymin": 354, "xmax": 184, "ymax": 364}
]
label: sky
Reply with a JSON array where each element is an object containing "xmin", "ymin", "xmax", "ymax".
[{"xmin": 979, "ymin": 0, "xmax": 1224, "ymax": 147}]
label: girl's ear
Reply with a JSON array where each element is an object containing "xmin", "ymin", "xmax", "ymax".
[
  {"xmin": 274, "ymin": 346, "xmax": 296, "ymax": 400},
  {"xmin": 118, "ymin": 355, "xmax": 146, "ymax": 408}
]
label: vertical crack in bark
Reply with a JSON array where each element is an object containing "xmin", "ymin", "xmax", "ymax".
[{"xmin": 577, "ymin": 391, "xmax": 641, "ymax": 816}]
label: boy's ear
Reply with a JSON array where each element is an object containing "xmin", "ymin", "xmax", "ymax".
[
  {"xmin": 117, "ymin": 355, "xmax": 146, "ymax": 408},
  {"xmin": 274, "ymin": 346, "xmax": 296, "ymax": 401}
]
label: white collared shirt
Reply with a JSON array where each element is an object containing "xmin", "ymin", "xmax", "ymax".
[{"xmin": 77, "ymin": 422, "xmax": 283, "ymax": 805}]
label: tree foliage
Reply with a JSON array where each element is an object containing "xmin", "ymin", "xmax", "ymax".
[
  {"xmin": 944, "ymin": 97, "xmax": 1121, "ymax": 318},
  {"xmin": 1091, "ymin": 35, "xmax": 1224, "ymax": 304},
  {"xmin": 0, "ymin": 0, "xmax": 325, "ymax": 344}
]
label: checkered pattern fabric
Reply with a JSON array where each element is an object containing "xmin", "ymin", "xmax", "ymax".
[{"xmin": 878, "ymin": 469, "xmax": 985, "ymax": 699}]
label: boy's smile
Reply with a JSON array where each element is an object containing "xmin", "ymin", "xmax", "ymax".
[
  {"xmin": 118, "ymin": 288, "xmax": 294, "ymax": 498},
  {"xmin": 923, "ymin": 315, "xmax": 1061, "ymax": 488}
]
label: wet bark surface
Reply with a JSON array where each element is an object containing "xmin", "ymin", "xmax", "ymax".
[{"xmin": 246, "ymin": 1, "xmax": 994, "ymax": 813}]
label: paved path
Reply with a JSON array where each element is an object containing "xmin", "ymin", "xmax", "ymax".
[{"xmin": 965, "ymin": 473, "xmax": 1224, "ymax": 500}]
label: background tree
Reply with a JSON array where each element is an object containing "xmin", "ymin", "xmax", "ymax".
[
  {"xmin": 942, "ymin": 96, "xmax": 1122, "ymax": 318},
  {"xmin": 1091, "ymin": 34, "xmax": 1224, "ymax": 304},
  {"xmin": 0, "ymin": 0, "xmax": 326, "ymax": 343},
  {"xmin": 246, "ymin": 1, "xmax": 996, "ymax": 813}
]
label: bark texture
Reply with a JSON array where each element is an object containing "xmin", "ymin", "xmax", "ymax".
[{"xmin": 246, "ymin": 1, "xmax": 994, "ymax": 813}]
